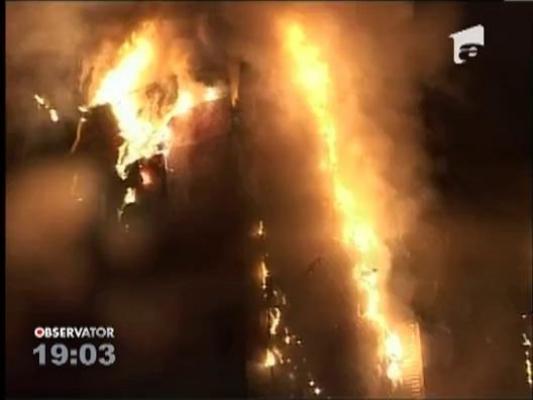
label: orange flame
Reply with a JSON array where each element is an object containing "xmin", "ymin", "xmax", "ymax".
[
  {"xmin": 88, "ymin": 21, "xmax": 225, "ymax": 181},
  {"xmin": 260, "ymin": 260, "xmax": 269, "ymax": 291},
  {"xmin": 281, "ymin": 20, "xmax": 404, "ymax": 386},
  {"xmin": 264, "ymin": 348, "xmax": 277, "ymax": 368},
  {"xmin": 268, "ymin": 307, "xmax": 282, "ymax": 336}
]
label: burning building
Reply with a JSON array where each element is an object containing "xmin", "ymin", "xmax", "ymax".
[
  {"xmin": 6, "ymin": 3, "xmax": 531, "ymax": 399},
  {"xmin": 8, "ymin": 9, "xmax": 427, "ymax": 399}
]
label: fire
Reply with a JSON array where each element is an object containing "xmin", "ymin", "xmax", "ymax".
[
  {"xmin": 172, "ymin": 90, "xmax": 194, "ymax": 116},
  {"xmin": 526, "ymin": 358, "xmax": 532, "ymax": 388},
  {"xmin": 523, "ymin": 331, "xmax": 533, "ymax": 387},
  {"xmin": 34, "ymin": 93, "xmax": 59, "ymax": 123},
  {"xmin": 384, "ymin": 333, "xmax": 403, "ymax": 382},
  {"xmin": 281, "ymin": 20, "xmax": 405, "ymax": 385},
  {"xmin": 264, "ymin": 348, "xmax": 277, "ymax": 368},
  {"xmin": 260, "ymin": 260, "xmax": 269, "ymax": 291},
  {"xmin": 268, "ymin": 307, "xmax": 282, "ymax": 336},
  {"xmin": 253, "ymin": 220, "xmax": 265, "ymax": 238},
  {"xmin": 118, "ymin": 187, "xmax": 137, "ymax": 221},
  {"xmin": 140, "ymin": 168, "xmax": 153, "ymax": 186},
  {"xmin": 49, "ymin": 109, "xmax": 59, "ymax": 123},
  {"xmin": 87, "ymin": 21, "xmax": 225, "ymax": 182},
  {"xmin": 229, "ymin": 62, "xmax": 240, "ymax": 107},
  {"xmin": 124, "ymin": 188, "xmax": 136, "ymax": 205},
  {"xmin": 89, "ymin": 22, "xmax": 169, "ymax": 180},
  {"xmin": 204, "ymin": 87, "xmax": 220, "ymax": 102}
]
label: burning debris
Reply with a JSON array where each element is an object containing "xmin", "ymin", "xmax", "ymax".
[
  {"xmin": 264, "ymin": 348, "xmax": 277, "ymax": 368},
  {"xmin": 259, "ymin": 258, "xmax": 269, "ymax": 293},
  {"xmin": 522, "ymin": 313, "xmax": 533, "ymax": 388},
  {"xmin": 73, "ymin": 20, "xmax": 227, "ymax": 223},
  {"xmin": 33, "ymin": 93, "xmax": 59, "ymax": 123},
  {"xmin": 252, "ymin": 220, "xmax": 265, "ymax": 238},
  {"xmin": 254, "ymin": 219, "xmax": 326, "ymax": 398}
]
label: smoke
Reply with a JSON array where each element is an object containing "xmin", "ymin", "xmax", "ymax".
[
  {"xmin": 218, "ymin": 1, "xmax": 459, "ymax": 234},
  {"xmin": 12, "ymin": 2, "xmax": 530, "ymax": 398},
  {"xmin": 6, "ymin": 2, "xmax": 217, "ymax": 137},
  {"xmin": 6, "ymin": 3, "xmax": 86, "ymax": 117},
  {"xmin": 195, "ymin": 2, "xmax": 461, "ymax": 395},
  {"xmin": 6, "ymin": 159, "xmax": 100, "ymax": 316},
  {"xmin": 7, "ymin": 1, "xmax": 461, "ymax": 395}
]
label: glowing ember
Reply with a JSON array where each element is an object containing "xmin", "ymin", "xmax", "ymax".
[
  {"xmin": 253, "ymin": 220, "xmax": 265, "ymax": 238},
  {"xmin": 526, "ymin": 358, "xmax": 532, "ymax": 388},
  {"xmin": 264, "ymin": 348, "xmax": 276, "ymax": 368},
  {"xmin": 281, "ymin": 20, "xmax": 404, "ymax": 385},
  {"xmin": 229, "ymin": 62, "xmax": 240, "ymax": 107},
  {"xmin": 117, "ymin": 187, "xmax": 136, "ymax": 221},
  {"xmin": 204, "ymin": 86, "xmax": 219, "ymax": 102},
  {"xmin": 260, "ymin": 260, "xmax": 269, "ymax": 291},
  {"xmin": 523, "ymin": 332, "xmax": 532, "ymax": 348},
  {"xmin": 523, "ymin": 332, "xmax": 533, "ymax": 387},
  {"xmin": 34, "ymin": 93, "xmax": 59, "ymax": 123},
  {"xmin": 140, "ymin": 169, "xmax": 153, "ymax": 186},
  {"xmin": 268, "ymin": 307, "xmax": 281, "ymax": 336},
  {"xmin": 124, "ymin": 188, "xmax": 136, "ymax": 205},
  {"xmin": 34, "ymin": 94, "xmax": 45, "ymax": 106},
  {"xmin": 49, "ymin": 109, "xmax": 59, "ymax": 122},
  {"xmin": 256, "ymin": 220, "xmax": 325, "ymax": 395}
]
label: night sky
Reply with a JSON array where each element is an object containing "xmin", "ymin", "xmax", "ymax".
[{"xmin": 414, "ymin": 3, "xmax": 532, "ymax": 397}]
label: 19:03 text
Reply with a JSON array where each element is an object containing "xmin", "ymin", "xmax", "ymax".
[{"xmin": 33, "ymin": 343, "xmax": 116, "ymax": 366}]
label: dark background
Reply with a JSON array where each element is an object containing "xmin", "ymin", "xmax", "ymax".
[{"xmin": 413, "ymin": 2, "xmax": 532, "ymax": 398}]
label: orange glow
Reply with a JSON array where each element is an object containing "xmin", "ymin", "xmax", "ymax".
[
  {"xmin": 523, "ymin": 332, "xmax": 533, "ymax": 387},
  {"xmin": 172, "ymin": 90, "xmax": 194, "ymax": 116},
  {"xmin": 260, "ymin": 260, "xmax": 269, "ymax": 291},
  {"xmin": 204, "ymin": 87, "xmax": 220, "ymax": 102},
  {"xmin": 49, "ymin": 109, "xmax": 59, "ymax": 123},
  {"xmin": 264, "ymin": 348, "xmax": 277, "ymax": 368},
  {"xmin": 253, "ymin": 220, "xmax": 265, "ymax": 238},
  {"xmin": 268, "ymin": 307, "xmax": 281, "ymax": 336},
  {"xmin": 140, "ymin": 169, "xmax": 153, "ymax": 186},
  {"xmin": 281, "ymin": 20, "xmax": 404, "ymax": 386},
  {"xmin": 88, "ymin": 21, "xmax": 225, "ymax": 182},
  {"xmin": 34, "ymin": 93, "xmax": 59, "ymax": 123}
]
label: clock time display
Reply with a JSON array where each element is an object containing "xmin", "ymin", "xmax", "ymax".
[{"xmin": 33, "ymin": 343, "xmax": 116, "ymax": 366}]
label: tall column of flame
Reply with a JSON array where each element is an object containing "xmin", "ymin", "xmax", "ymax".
[{"xmin": 280, "ymin": 21, "xmax": 404, "ymax": 385}]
